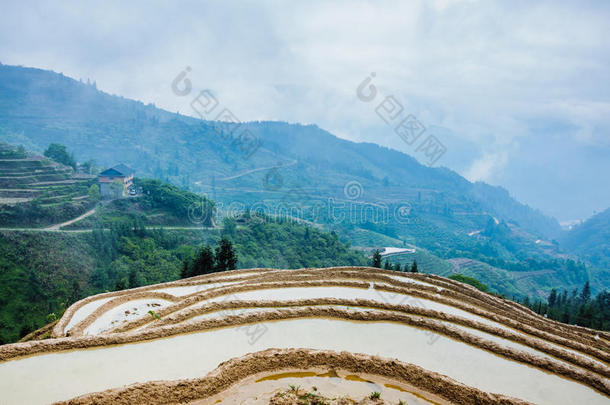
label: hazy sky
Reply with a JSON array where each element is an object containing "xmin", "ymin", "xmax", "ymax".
[{"xmin": 1, "ymin": 0, "xmax": 609, "ymax": 221}]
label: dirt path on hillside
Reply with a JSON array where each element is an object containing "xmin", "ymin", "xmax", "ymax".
[
  {"xmin": 0, "ymin": 224, "xmax": 208, "ymax": 233},
  {"xmin": 217, "ymin": 159, "xmax": 297, "ymax": 181},
  {"xmin": 45, "ymin": 208, "xmax": 97, "ymax": 230}
]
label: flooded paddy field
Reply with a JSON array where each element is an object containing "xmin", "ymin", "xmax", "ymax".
[{"xmin": 1, "ymin": 267, "xmax": 608, "ymax": 404}]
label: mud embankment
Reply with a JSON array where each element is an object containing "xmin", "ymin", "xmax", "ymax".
[
  {"xmin": 86, "ymin": 279, "xmax": 369, "ymax": 334},
  {"xmin": 98, "ymin": 273, "xmax": 610, "ymax": 364},
  {"xmin": 19, "ymin": 320, "xmax": 57, "ymax": 342},
  {"xmin": 54, "ymin": 267, "xmax": 609, "ymax": 346},
  {"xmin": 66, "ymin": 291, "xmax": 179, "ymax": 336},
  {"xmin": 53, "ymin": 267, "xmax": 610, "ymax": 368},
  {"xmin": 403, "ymin": 271, "xmax": 610, "ymax": 344},
  {"xmin": 2, "ymin": 306, "xmax": 609, "ymax": 395},
  {"xmin": 115, "ymin": 297, "xmax": 610, "ymax": 378},
  {"xmin": 54, "ymin": 348, "xmax": 532, "ymax": 405},
  {"xmin": 51, "ymin": 267, "xmax": 276, "ymax": 336},
  {"xmin": 354, "ymin": 267, "xmax": 608, "ymax": 347},
  {"xmin": 374, "ymin": 283, "xmax": 610, "ymax": 361}
]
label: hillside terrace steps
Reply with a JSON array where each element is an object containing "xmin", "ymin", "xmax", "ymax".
[{"xmin": 2, "ymin": 267, "xmax": 609, "ymax": 404}]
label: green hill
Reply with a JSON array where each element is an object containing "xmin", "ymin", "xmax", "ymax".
[
  {"xmin": 0, "ymin": 64, "xmax": 561, "ymax": 245},
  {"xmin": 0, "ymin": 64, "xmax": 578, "ymax": 292},
  {"xmin": 561, "ymin": 208, "xmax": 610, "ymax": 268},
  {"xmin": 1, "ymin": 65, "xmax": 607, "ymax": 334},
  {"xmin": 0, "ymin": 158, "xmax": 365, "ymax": 343},
  {"xmin": 0, "ymin": 142, "xmax": 96, "ymax": 227}
]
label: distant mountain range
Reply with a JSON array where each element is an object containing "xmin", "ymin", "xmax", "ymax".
[
  {"xmin": 1, "ymin": 63, "xmax": 609, "ymax": 297},
  {"xmin": 0, "ymin": 64, "xmax": 560, "ymax": 236},
  {"xmin": 562, "ymin": 208, "xmax": 610, "ymax": 269}
]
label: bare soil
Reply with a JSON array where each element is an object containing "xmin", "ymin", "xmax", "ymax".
[{"xmin": 54, "ymin": 348, "xmax": 532, "ymax": 405}]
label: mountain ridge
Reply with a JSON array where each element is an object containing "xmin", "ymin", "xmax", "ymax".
[{"xmin": 0, "ymin": 64, "xmax": 561, "ymax": 241}]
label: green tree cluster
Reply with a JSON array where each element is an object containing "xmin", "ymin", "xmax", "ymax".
[
  {"xmin": 181, "ymin": 238, "xmax": 238, "ymax": 278},
  {"xmin": 43, "ymin": 143, "xmax": 76, "ymax": 169},
  {"xmin": 449, "ymin": 273, "xmax": 489, "ymax": 292},
  {"xmin": 534, "ymin": 282, "xmax": 610, "ymax": 330},
  {"xmin": 136, "ymin": 178, "xmax": 215, "ymax": 226}
]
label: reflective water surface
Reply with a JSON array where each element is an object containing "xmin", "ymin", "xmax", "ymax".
[{"xmin": 0, "ymin": 318, "xmax": 606, "ymax": 404}]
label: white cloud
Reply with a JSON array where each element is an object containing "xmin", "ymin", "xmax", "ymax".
[
  {"xmin": 0, "ymin": 0, "xmax": 608, "ymax": 218},
  {"xmin": 464, "ymin": 151, "xmax": 509, "ymax": 182}
]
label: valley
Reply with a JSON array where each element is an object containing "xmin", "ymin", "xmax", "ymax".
[{"xmin": 1, "ymin": 3, "xmax": 609, "ymax": 404}]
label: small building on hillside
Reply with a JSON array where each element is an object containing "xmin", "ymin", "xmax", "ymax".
[{"xmin": 98, "ymin": 164, "xmax": 134, "ymax": 199}]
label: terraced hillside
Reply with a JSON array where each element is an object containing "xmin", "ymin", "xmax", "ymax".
[
  {"xmin": 2, "ymin": 267, "xmax": 608, "ymax": 404},
  {"xmin": 0, "ymin": 142, "xmax": 97, "ymax": 227}
]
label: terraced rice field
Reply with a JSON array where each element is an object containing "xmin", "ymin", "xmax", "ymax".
[
  {"xmin": 1, "ymin": 267, "xmax": 608, "ymax": 404},
  {"xmin": 0, "ymin": 143, "xmax": 95, "ymax": 225}
]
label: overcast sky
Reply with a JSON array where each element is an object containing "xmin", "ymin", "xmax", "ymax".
[{"xmin": 1, "ymin": 0, "xmax": 609, "ymax": 221}]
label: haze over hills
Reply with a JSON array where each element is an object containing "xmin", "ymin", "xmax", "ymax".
[
  {"xmin": 3, "ymin": 64, "xmax": 610, "ymax": 297},
  {"xmin": 562, "ymin": 208, "xmax": 610, "ymax": 269},
  {"xmin": 2, "ymin": 3, "xmax": 610, "ymax": 404},
  {"xmin": 0, "ymin": 64, "xmax": 561, "ymax": 240}
]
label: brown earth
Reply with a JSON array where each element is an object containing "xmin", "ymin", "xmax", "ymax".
[
  {"xmin": 267, "ymin": 387, "xmax": 388, "ymax": 404},
  {"xmin": 2, "ymin": 306, "xmax": 609, "ymax": 395},
  {"xmin": 87, "ymin": 271, "xmax": 610, "ymax": 363},
  {"xmin": 53, "ymin": 348, "xmax": 532, "ymax": 405},
  {"xmin": 6, "ymin": 267, "xmax": 610, "ymax": 404},
  {"xmin": 59, "ymin": 267, "xmax": 608, "ymax": 360},
  {"xmin": 66, "ymin": 291, "xmax": 180, "ymax": 336},
  {"xmin": 53, "ymin": 267, "xmax": 610, "ymax": 345},
  {"xmin": 110, "ymin": 297, "xmax": 610, "ymax": 378}
]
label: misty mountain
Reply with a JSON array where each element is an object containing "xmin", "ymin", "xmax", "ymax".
[
  {"xmin": 0, "ymin": 64, "xmax": 561, "ymax": 243},
  {"xmin": 562, "ymin": 207, "xmax": 610, "ymax": 268}
]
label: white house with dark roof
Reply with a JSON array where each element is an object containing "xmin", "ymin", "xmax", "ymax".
[{"xmin": 98, "ymin": 164, "xmax": 134, "ymax": 199}]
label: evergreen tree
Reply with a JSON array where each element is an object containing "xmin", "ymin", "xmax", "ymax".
[
  {"xmin": 215, "ymin": 238, "xmax": 238, "ymax": 271},
  {"xmin": 68, "ymin": 281, "xmax": 81, "ymax": 305},
  {"xmin": 394, "ymin": 262, "xmax": 401, "ymax": 272},
  {"xmin": 383, "ymin": 260, "xmax": 391, "ymax": 270},
  {"xmin": 128, "ymin": 270, "xmax": 137, "ymax": 288},
  {"xmin": 580, "ymin": 281, "xmax": 591, "ymax": 303},
  {"xmin": 562, "ymin": 308, "xmax": 570, "ymax": 323},
  {"xmin": 181, "ymin": 260, "xmax": 190, "ymax": 278},
  {"xmin": 371, "ymin": 250, "xmax": 382, "ymax": 268},
  {"xmin": 192, "ymin": 245, "xmax": 215, "ymax": 275},
  {"xmin": 560, "ymin": 290, "xmax": 568, "ymax": 307},
  {"xmin": 115, "ymin": 277, "xmax": 129, "ymax": 291},
  {"xmin": 548, "ymin": 288, "xmax": 557, "ymax": 307},
  {"xmin": 410, "ymin": 260, "xmax": 418, "ymax": 273},
  {"xmin": 570, "ymin": 288, "xmax": 578, "ymax": 304}
]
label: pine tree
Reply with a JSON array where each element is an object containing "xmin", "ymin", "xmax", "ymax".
[
  {"xmin": 394, "ymin": 262, "xmax": 401, "ymax": 272},
  {"xmin": 181, "ymin": 260, "xmax": 191, "ymax": 278},
  {"xmin": 215, "ymin": 238, "xmax": 238, "ymax": 271},
  {"xmin": 192, "ymin": 245, "xmax": 215, "ymax": 275},
  {"xmin": 371, "ymin": 250, "xmax": 382, "ymax": 268},
  {"xmin": 548, "ymin": 288, "xmax": 557, "ymax": 307},
  {"xmin": 115, "ymin": 277, "xmax": 129, "ymax": 291},
  {"xmin": 410, "ymin": 260, "xmax": 418, "ymax": 273},
  {"xmin": 580, "ymin": 281, "xmax": 591, "ymax": 303},
  {"xmin": 562, "ymin": 308, "xmax": 570, "ymax": 323},
  {"xmin": 68, "ymin": 281, "xmax": 81, "ymax": 304},
  {"xmin": 128, "ymin": 270, "xmax": 139, "ymax": 288},
  {"xmin": 383, "ymin": 260, "xmax": 391, "ymax": 270},
  {"xmin": 560, "ymin": 290, "xmax": 568, "ymax": 307}
]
